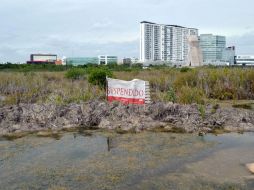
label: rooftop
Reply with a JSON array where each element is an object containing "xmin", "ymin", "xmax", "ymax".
[
  {"xmin": 31, "ymin": 54, "xmax": 57, "ymax": 56},
  {"xmin": 140, "ymin": 21, "xmax": 197, "ymax": 30}
]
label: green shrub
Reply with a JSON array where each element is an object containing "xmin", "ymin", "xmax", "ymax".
[
  {"xmin": 173, "ymin": 70, "xmax": 198, "ymax": 89},
  {"xmin": 65, "ymin": 68, "xmax": 86, "ymax": 80},
  {"xmin": 180, "ymin": 67, "xmax": 191, "ymax": 73},
  {"xmin": 0, "ymin": 63, "xmax": 71, "ymax": 72},
  {"xmin": 165, "ymin": 87, "xmax": 177, "ymax": 103},
  {"xmin": 198, "ymin": 104, "xmax": 206, "ymax": 119},
  {"xmin": 178, "ymin": 86, "xmax": 205, "ymax": 104},
  {"xmin": 88, "ymin": 68, "xmax": 113, "ymax": 88}
]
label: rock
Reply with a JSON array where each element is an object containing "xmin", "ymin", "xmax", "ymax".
[
  {"xmin": 0, "ymin": 96, "xmax": 6, "ymax": 102},
  {"xmin": 0, "ymin": 101, "xmax": 254, "ymax": 136},
  {"xmin": 246, "ymin": 163, "xmax": 254, "ymax": 174},
  {"xmin": 198, "ymin": 131, "xmax": 206, "ymax": 136},
  {"xmin": 36, "ymin": 131, "xmax": 61, "ymax": 139},
  {"xmin": 239, "ymin": 123, "xmax": 254, "ymax": 131},
  {"xmin": 98, "ymin": 119, "xmax": 113, "ymax": 129},
  {"xmin": 12, "ymin": 124, "xmax": 21, "ymax": 130}
]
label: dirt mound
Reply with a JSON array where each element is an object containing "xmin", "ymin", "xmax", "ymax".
[{"xmin": 0, "ymin": 101, "xmax": 254, "ymax": 135}]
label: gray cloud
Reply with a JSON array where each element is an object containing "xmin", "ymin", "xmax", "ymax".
[
  {"xmin": 228, "ymin": 31, "xmax": 254, "ymax": 54},
  {"xmin": 0, "ymin": 0, "xmax": 253, "ymax": 62}
]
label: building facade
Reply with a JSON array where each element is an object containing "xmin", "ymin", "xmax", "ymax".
[
  {"xmin": 199, "ymin": 34, "xmax": 226, "ymax": 64},
  {"xmin": 122, "ymin": 58, "xmax": 132, "ymax": 65},
  {"xmin": 121, "ymin": 57, "xmax": 140, "ymax": 65},
  {"xmin": 235, "ymin": 55, "xmax": 254, "ymax": 66},
  {"xmin": 186, "ymin": 36, "xmax": 203, "ymax": 67},
  {"xmin": 140, "ymin": 21, "xmax": 198, "ymax": 66},
  {"xmin": 98, "ymin": 55, "xmax": 118, "ymax": 65},
  {"xmin": 65, "ymin": 57, "xmax": 98, "ymax": 66},
  {"xmin": 222, "ymin": 46, "xmax": 236, "ymax": 65},
  {"xmin": 27, "ymin": 54, "xmax": 57, "ymax": 64}
]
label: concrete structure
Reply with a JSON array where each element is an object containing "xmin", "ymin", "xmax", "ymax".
[
  {"xmin": 222, "ymin": 46, "xmax": 236, "ymax": 65},
  {"xmin": 186, "ymin": 36, "xmax": 203, "ymax": 67},
  {"xmin": 121, "ymin": 57, "xmax": 140, "ymax": 65},
  {"xmin": 199, "ymin": 34, "xmax": 226, "ymax": 64},
  {"xmin": 55, "ymin": 60, "xmax": 63, "ymax": 65},
  {"xmin": 140, "ymin": 21, "xmax": 198, "ymax": 66},
  {"xmin": 235, "ymin": 55, "xmax": 254, "ymax": 66},
  {"xmin": 65, "ymin": 57, "xmax": 98, "ymax": 66},
  {"xmin": 122, "ymin": 58, "xmax": 132, "ymax": 65},
  {"xmin": 98, "ymin": 55, "xmax": 118, "ymax": 65},
  {"xmin": 131, "ymin": 57, "xmax": 139, "ymax": 64},
  {"xmin": 27, "ymin": 54, "xmax": 57, "ymax": 64}
]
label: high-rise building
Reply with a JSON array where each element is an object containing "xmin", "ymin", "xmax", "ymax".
[
  {"xmin": 199, "ymin": 34, "xmax": 226, "ymax": 64},
  {"xmin": 140, "ymin": 21, "xmax": 199, "ymax": 66}
]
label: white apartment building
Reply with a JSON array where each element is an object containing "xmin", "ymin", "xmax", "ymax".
[{"xmin": 140, "ymin": 21, "xmax": 198, "ymax": 65}]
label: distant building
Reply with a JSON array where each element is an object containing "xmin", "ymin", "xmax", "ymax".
[
  {"xmin": 27, "ymin": 54, "xmax": 57, "ymax": 64},
  {"xmin": 199, "ymin": 34, "xmax": 226, "ymax": 64},
  {"xmin": 65, "ymin": 57, "xmax": 98, "ymax": 66},
  {"xmin": 98, "ymin": 55, "xmax": 118, "ymax": 65},
  {"xmin": 55, "ymin": 60, "xmax": 63, "ymax": 65},
  {"xmin": 222, "ymin": 46, "xmax": 236, "ymax": 65},
  {"xmin": 235, "ymin": 55, "xmax": 254, "ymax": 66},
  {"xmin": 140, "ymin": 21, "xmax": 199, "ymax": 66},
  {"xmin": 186, "ymin": 35, "xmax": 203, "ymax": 67},
  {"xmin": 131, "ymin": 57, "xmax": 139, "ymax": 64},
  {"xmin": 121, "ymin": 57, "xmax": 139, "ymax": 65},
  {"xmin": 122, "ymin": 58, "xmax": 132, "ymax": 65}
]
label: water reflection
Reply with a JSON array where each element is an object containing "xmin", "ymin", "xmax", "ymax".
[{"xmin": 0, "ymin": 132, "xmax": 254, "ymax": 190}]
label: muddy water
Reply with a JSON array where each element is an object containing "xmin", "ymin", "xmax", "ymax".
[{"xmin": 0, "ymin": 132, "xmax": 254, "ymax": 190}]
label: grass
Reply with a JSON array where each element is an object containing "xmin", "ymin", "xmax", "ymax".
[
  {"xmin": 0, "ymin": 66, "xmax": 254, "ymax": 106},
  {"xmin": 114, "ymin": 67, "xmax": 254, "ymax": 104},
  {"xmin": 232, "ymin": 103, "xmax": 254, "ymax": 110},
  {"xmin": 1, "ymin": 132, "xmax": 32, "ymax": 141},
  {"xmin": 0, "ymin": 72, "xmax": 105, "ymax": 105}
]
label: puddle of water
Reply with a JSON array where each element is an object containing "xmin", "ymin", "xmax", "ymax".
[
  {"xmin": 233, "ymin": 103, "xmax": 254, "ymax": 110},
  {"xmin": 0, "ymin": 132, "xmax": 254, "ymax": 190}
]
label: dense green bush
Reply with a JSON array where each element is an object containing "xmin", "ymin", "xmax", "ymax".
[
  {"xmin": 180, "ymin": 67, "xmax": 191, "ymax": 73},
  {"xmin": 64, "ymin": 68, "xmax": 86, "ymax": 80},
  {"xmin": 88, "ymin": 68, "xmax": 113, "ymax": 88},
  {"xmin": 0, "ymin": 63, "xmax": 71, "ymax": 72}
]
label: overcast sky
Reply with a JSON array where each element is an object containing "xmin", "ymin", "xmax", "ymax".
[{"xmin": 0, "ymin": 0, "xmax": 254, "ymax": 62}]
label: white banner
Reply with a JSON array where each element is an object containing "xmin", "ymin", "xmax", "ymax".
[{"xmin": 107, "ymin": 78, "xmax": 147, "ymax": 105}]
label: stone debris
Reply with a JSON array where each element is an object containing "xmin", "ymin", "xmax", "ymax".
[{"xmin": 0, "ymin": 101, "xmax": 254, "ymax": 135}]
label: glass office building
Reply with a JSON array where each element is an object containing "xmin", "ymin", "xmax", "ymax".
[
  {"xmin": 200, "ymin": 34, "xmax": 226, "ymax": 63},
  {"xmin": 65, "ymin": 57, "xmax": 98, "ymax": 66}
]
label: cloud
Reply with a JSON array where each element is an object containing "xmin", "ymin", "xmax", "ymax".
[
  {"xmin": 0, "ymin": 37, "xmax": 139, "ymax": 63},
  {"xmin": 228, "ymin": 31, "xmax": 254, "ymax": 54},
  {"xmin": 0, "ymin": 0, "xmax": 254, "ymax": 62},
  {"xmin": 91, "ymin": 20, "xmax": 113, "ymax": 29}
]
